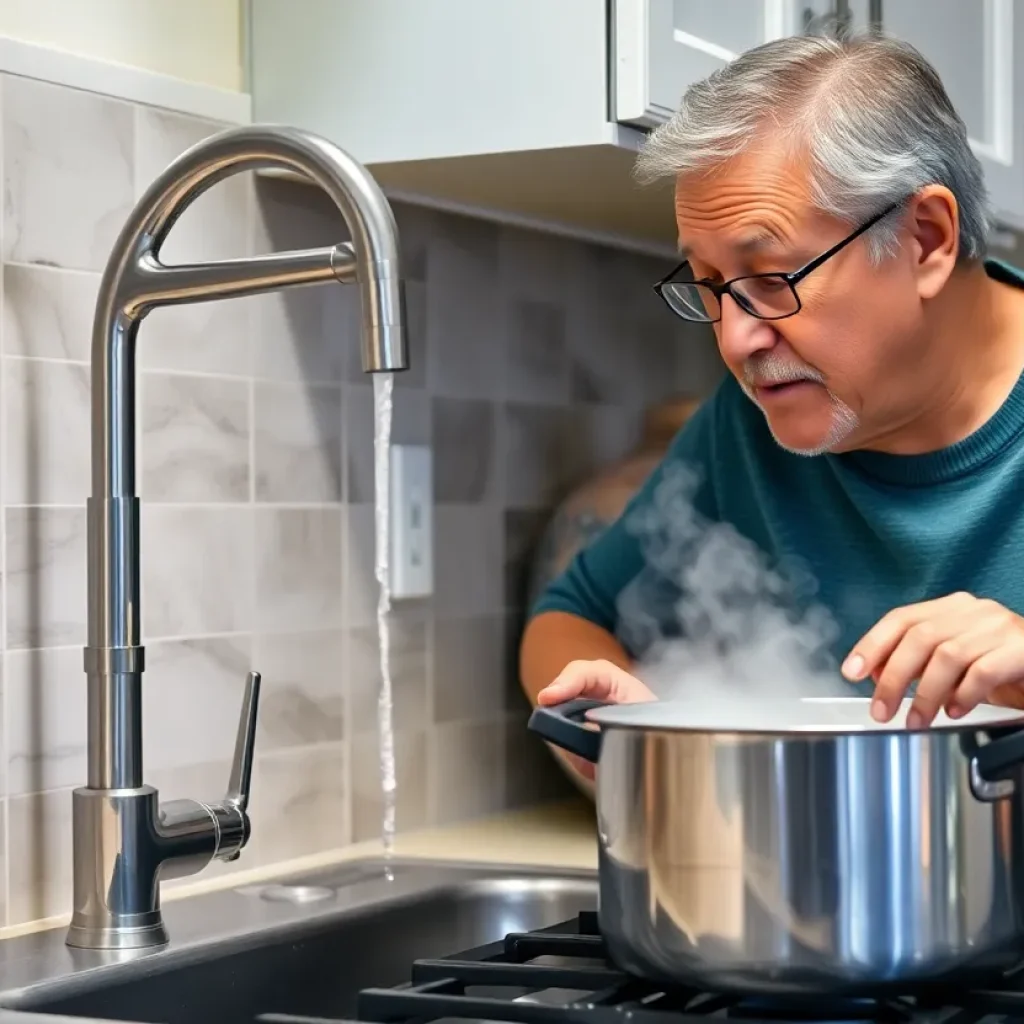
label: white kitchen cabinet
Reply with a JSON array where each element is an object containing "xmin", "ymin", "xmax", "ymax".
[
  {"xmin": 881, "ymin": 0, "xmax": 1024, "ymax": 229},
  {"xmin": 801, "ymin": 0, "xmax": 1024, "ymax": 228},
  {"xmin": 249, "ymin": 0, "xmax": 680, "ymax": 252},
  {"xmin": 612, "ymin": 0, "xmax": 793, "ymax": 128},
  {"xmin": 248, "ymin": 0, "xmax": 1024, "ymax": 252}
]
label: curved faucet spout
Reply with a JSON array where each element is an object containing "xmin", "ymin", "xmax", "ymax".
[
  {"xmin": 71, "ymin": 125, "xmax": 407, "ymax": 951},
  {"xmin": 95, "ymin": 123, "xmax": 406, "ymax": 499}
]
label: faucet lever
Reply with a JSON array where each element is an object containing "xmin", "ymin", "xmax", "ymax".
[{"xmin": 226, "ymin": 671, "xmax": 261, "ymax": 812}]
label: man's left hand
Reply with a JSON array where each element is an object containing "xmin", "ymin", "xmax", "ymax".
[{"xmin": 842, "ymin": 592, "xmax": 1024, "ymax": 727}]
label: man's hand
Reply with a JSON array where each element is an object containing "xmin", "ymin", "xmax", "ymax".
[
  {"xmin": 842, "ymin": 592, "xmax": 1024, "ymax": 727},
  {"xmin": 537, "ymin": 659, "xmax": 657, "ymax": 707},
  {"xmin": 537, "ymin": 660, "xmax": 656, "ymax": 781}
]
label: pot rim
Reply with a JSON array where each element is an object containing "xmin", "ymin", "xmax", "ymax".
[{"xmin": 583, "ymin": 695, "xmax": 1024, "ymax": 736}]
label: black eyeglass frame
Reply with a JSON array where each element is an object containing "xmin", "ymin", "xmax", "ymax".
[{"xmin": 653, "ymin": 201, "xmax": 902, "ymax": 323}]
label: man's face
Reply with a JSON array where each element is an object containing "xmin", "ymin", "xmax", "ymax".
[{"xmin": 674, "ymin": 147, "xmax": 931, "ymax": 456}]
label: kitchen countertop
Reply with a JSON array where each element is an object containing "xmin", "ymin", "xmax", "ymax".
[{"xmin": 0, "ymin": 797, "xmax": 598, "ymax": 942}]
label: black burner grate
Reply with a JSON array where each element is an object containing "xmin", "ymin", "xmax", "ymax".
[{"xmin": 258, "ymin": 911, "xmax": 1024, "ymax": 1024}]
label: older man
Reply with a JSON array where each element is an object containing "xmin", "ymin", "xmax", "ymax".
[{"xmin": 520, "ymin": 31, "xmax": 1024, "ymax": 767}]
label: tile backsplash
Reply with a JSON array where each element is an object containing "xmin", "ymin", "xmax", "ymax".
[{"xmin": 0, "ymin": 73, "xmax": 723, "ymax": 927}]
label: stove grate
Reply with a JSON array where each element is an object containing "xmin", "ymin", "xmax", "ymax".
[{"xmin": 257, "ymin": 912, "xmax": 1024, "ymax": 1024}]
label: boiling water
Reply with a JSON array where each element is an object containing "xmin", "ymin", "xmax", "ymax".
[{"xmin": 372, "ymin": 372, "xmax": 397, "ymax": 873}]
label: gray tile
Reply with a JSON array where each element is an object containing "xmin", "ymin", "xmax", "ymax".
[
  {"xmin": 503, "ymin": 403, "xmax": 575, "ymax": 510},
  {"xmin": 5, "ymin": 507, "xmax": 87, "ymax": 650},
  {"xmin": 345, "ymin": 383, "xmax": 430, "ymax": 504},
  {"xmin": 142, "ymin": 506, "xmax": 253, "ymax": 638},
  {"xmin": 255, "ymin": 382, "xmax": 342, "ymax": 503},
  {"xmin": 567, "ymin": 246, "xmax": 667, "ymax": 407},
  {"xmin": 141, "ymin": 373, "xmax": 250, "ymax": 503},
  {"xmin": 503, "ymin": 713, "xmax": 579, "ymax": 811},
  {"xmin": 253, "ymin": 630, "xmax": 346, "ymax": 751},
  {"xmin": 432, "ymin": 397, "xmax": 496, "ymax": 504},
  {"xmin": 4, "ymin": 358, "xmax": 90, "ymax": 505},
  {"xmin": 561, "ymin": 405, "xmax": 643, "ymax": 484},
  {"xmin": 433, "ymin": 505, "xmax": 503, "ymax": 618},
  {"xmin": 143, "ymin": 636, "xmax": 254, "ymax": 773},
  {"xmin": 504, "ymin": 508, "xmax": 550, "ymax": 611},
  {"xmin": 9, "ymin": 787, "xmax": 68, "ymax": 925},
  {"xmin": 498, "ymin": 224, "xmax": 580, "ymax": 305},
  {"xmin": 394, "ymin": 279, "xmax": 427, "ymax": 389},
  {"xmin": 432, "ymin": 615, "xmax": 506, "ymax": 724},
  {"xmin": 255, "ymin": 508, "xmax": 342, "ymax": 633},
  {"xmin": 247, "ymin": 744, "xmax": 349, "ymax": 864},
  {"xmin": 503, "ymin": 611, "xmax": 531, "ymax": 713},
  {"xmin": 3, "ymin": 265, "xmax": 97, "ymax": 362},
  {"xmin": 139, "ymin": 296, "xmax": 253, "ymax": 377},
  {"xmin": 251, "ymin": 287, "xmax": 340, "ymax": 384},
  {"xmin": 393, "ymin": 201, "xmax": 437, "ymax": 283},
  {"xmin": 426, "ymin": 216, "xmax": 502, "ymax": 399},
  {"xmin": 430, "ymin": 720, "xmax": 504, "ymax": 825},
  {"xmin": 350, "ymin": 729, "xmax": 430, "ymax": 842},
  {"xmin": 249, "ymin": 182, "xmax": 356, "ymax": 383},
  {"xmin": 3, "ymin": 76, "xmax": 134, "ymax": 271},
  {"xmin": 343, "ymin": 504, "xmax": 377, "ymax": 630},
  {"xmin": 674, "ymin": 324, "xmax": 726, "ymax": 397},
  {"xmin": 254, "ymin": 175, "xmax": 346, "ymax": 251},
  {"xmin": 504, "ymin": 298, "xmax": 569, "ymax": 404},
  {"xmin": 5, "ymin": 646, "xmax": 86, "ymax": 795},
  {"xmin": 135, "ymin": 114, "xmax": 253, "ymax": 377},
  {"xmin": 348, "ymin": 611, "xmax": 429, "ymax": 736},
  {"xmin": 135, "ymin": 110, "xmax": 249, "ymax": 264}
]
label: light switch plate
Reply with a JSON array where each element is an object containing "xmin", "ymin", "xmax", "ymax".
[{"xmin": 390, "ymin": 444, "xmax": 433, "ymax": 599}]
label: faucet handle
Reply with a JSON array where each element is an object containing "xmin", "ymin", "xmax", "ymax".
[{"xmin": 226, "ymin": 671, "xmax": 261, "ymax": 812}]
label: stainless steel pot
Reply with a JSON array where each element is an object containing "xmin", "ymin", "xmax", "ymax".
[{"xmin": 529, "ymin": 695, "xmax": 1024, "ymax": 994}]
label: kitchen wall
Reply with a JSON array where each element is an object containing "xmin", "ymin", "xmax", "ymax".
[
  {"xmin": 0, "ymin": 0, "xmax": 244, "ymax": 91},
  {"xmin": 0, "ymin": 72, "xmax": 723, "ymax": 928}
]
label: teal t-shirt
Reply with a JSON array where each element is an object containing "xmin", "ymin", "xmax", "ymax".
[{"xmin": 532, "ymin": 259, "xmax": 1024, "ymax": 693}]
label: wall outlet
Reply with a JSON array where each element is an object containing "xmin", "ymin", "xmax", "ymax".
[{"xmin": 390, "ymin": 444, "xmax": 433, "ymax": 599}]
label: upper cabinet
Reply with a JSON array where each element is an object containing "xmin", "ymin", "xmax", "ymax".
[
  {"xmin": 879, "ymin": 0, "xmax": 1024, "ymax": 230},
  {"xmin": 788, "ymin": 0, "xmax": 1024, "ymax": 230},
  {"xmin": 248, "ymin": 0, "xmax": 1024, "ymax": 253},
  {"xmin": 613, "ymin": 0, "xmax": 792, "ymax": 128}
]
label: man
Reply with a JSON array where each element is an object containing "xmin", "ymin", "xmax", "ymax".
[{"xmin": 520, "ymin": 31, "xmax": 1024, "ymax": 781}]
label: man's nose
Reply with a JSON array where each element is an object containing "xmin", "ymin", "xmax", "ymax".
[{"xmin": 715, "ymin": 294, "xmax": 777, "ymax": 363}]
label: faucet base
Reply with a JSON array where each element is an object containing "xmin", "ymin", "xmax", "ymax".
[
  {"xmin": 66, "ymin": 786, "xmax": 169, "ymax": 951},
  {"xmin": 66, "ymin": 913, "xmax": 169, "ymax": 951}
]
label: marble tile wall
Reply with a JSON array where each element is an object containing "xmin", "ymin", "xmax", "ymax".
[{"xmin": 0, "ymin": 73, "xmax": 724, "ymax": 927}]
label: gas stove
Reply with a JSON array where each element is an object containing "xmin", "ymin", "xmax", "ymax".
[{"xmin": 258, "ymin": 910, "xmax": 1024, "ymax": 1024}]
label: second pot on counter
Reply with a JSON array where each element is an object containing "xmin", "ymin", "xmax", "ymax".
[{"xmin": 529, "ymin": 695, "xmax": 1024, "ymax": 995}]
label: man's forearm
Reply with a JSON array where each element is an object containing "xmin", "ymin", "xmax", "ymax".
[{"xmin": 519, "ymin": 610, "xmax": 632, "ymax": 706}]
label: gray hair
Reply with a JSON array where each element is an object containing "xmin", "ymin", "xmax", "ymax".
[{"xmin": 635, "ymin": 33, "xmax": 990, "ymax": 263}]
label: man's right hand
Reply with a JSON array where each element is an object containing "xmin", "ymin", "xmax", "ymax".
[{"xmin": 536, "ymin": 660, "xmax": 657, "ymax": 782}]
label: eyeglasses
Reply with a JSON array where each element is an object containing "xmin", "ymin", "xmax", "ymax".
[{"xmin": 653, "ymin": 201, "xmax": 901, "ymax": 324}]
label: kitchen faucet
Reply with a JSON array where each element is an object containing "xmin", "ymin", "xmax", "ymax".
[{"xmin": 67, "ymin": 125, "xmax": 407, "ymax": 951}]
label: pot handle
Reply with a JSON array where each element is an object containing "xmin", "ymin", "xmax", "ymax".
[
  {"xmin": 963, "ymin": 726, "xmax": 1024, "ymax": 802},
  {"xmin": 527, "ymin": 698, "xmax": 609, "ymax": 763}
]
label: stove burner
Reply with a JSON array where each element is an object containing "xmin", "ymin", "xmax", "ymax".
[{"xmin": 257, "ymin": 912, "xmax": 1024, "ymax": 1024}]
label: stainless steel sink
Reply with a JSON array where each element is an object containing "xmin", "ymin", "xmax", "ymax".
[{"xmin": 0, "ymin": 858, "xmax": 598, "ymax": 1024}]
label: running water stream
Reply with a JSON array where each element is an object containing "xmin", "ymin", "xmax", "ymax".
[{"xmin": 372, "ymin": 372, "xmax": 397, "ymax": 874}]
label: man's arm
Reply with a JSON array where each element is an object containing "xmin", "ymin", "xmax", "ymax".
[{"xmin": 519, "ymin": 610, "xmax": 633, "ymax": 706}]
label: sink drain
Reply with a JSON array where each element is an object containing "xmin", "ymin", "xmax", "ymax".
[{"xmin": 253, "ymin": 884, "xmax": 336, "ymax": 904}]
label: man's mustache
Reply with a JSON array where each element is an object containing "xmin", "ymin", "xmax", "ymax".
[{"xmin": 743, "ymin": 355, "xmax": 825, "ymax": 388}]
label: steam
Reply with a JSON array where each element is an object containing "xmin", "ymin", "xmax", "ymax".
[{"xmin": 615, "ymin": 461, "xmax": 846, "ymax": 701}]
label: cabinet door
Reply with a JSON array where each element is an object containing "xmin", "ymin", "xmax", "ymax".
[
  {"xmin": 876, "ymin": 0, "xmax": 1024, "ymax": 228},
  {"xmin": 612, "ymin": 0, "xmax": 792, "ymax": 128}
]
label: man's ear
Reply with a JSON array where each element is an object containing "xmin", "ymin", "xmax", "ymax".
[{"xmin": 906, "ymin": 185, "xmax": 960, "ymax": 300}]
